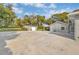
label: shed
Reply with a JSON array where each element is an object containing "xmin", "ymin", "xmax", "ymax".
[{"xmin": 50, "ymin": 21, "xmax": 67, "ymax": 33}]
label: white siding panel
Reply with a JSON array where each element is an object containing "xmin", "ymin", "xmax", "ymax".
[{"xmin": 74, "ymin": 20, "xmax": 79, "ymax": 40}]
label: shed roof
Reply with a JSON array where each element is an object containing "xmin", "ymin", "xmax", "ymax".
[
  {"xmin": 68, "ymin": 9, "xmax": 79, "ymax": 16},
  {"xmin": 50, "ymin": 21, "xmax": 67, "ymax": 26},
  {"xmin": 73, "ymin": 9, "xmax": 79, "ymax": 12}
]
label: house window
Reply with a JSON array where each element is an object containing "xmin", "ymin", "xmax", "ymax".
[{"xmin": 61, "ymin": 27, "xmax": 64, "ymax": 30}]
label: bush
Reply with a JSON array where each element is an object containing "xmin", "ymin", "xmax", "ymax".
[
  {"xmin": 21, "ymin": 27, "xmax": 28, "ymax": 31},
  {"xmin": 0, "ymin": 28, "xmax": 26, "ymax": 31},
  {"xmin": 45, "ymin": 27, "xmax": 50, "ymax": 31},
  {"xmin": 37, "ymin": 25, "xmax": 45, "ymax": 31}
]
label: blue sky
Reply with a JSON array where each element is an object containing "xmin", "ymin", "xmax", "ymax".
[{"xmin": 11, "ymin": 3, "xmax": 79, "ymax": 18}]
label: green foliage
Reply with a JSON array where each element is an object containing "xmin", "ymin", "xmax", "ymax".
[
  {"xmin": 21, "ymin": 27, "xmax": 28, "ymax": 31},
  {"xmin": 0, "ymin": 28, "xmax": 25, "ymax": 31},
  {"xmin": 37, "ymin": 15, "xmax": 46, "ymax": 25},
  {"xmin": 45, "ymin": 27, "xmax": 50, "ymax": 31},
  {"xmin": 23, "ymin": 15, "xmax": 31, "ymax": 25},
  {"xmin": 31, "ymin": 19, "xmax": 37, "ymax": 25},
  {"xmin": 15, "ymin": 18, "xmax": 23, "ymax": 27},
  {"xmin": 23, "ymin": 15, "xmax": 46, "ymax": 26},
  {"xmin": 0, "ymin": 4, "xmax": 70, "ymax": 31},
  {"xmin": 46, "ymin": 18, "xmax": 55, "ymax": 25},
  {"xmin": 52, "ymin": 12, "xmax": 69, "ymax": 23},
  {"xmin": 37, "ymin": 25, "xmax": 45, "ymax": 31},
  {"xmin": 0, "ymin": 4, "xmax": 16, "ymax": 27}
]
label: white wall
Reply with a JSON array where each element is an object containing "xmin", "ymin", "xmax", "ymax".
[
  {"xmin": 50, "ymin": 23, "xmax": 67, "ymax": 33},
  {"xmin": 74, "ymin": 20, "xmax": 79, "ymax": 40},
  {"xmin": 32, "ymin": 27, "xmax": 36, "ymax": 31}
]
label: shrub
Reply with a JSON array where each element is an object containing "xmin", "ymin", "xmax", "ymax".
[
  {"xmin": 21, "ymin": 27, "xmax": 28, "ymax": 31},
  {"xmin": 37, "ymin": 25, "xmax": 45, "ymax": 31}
]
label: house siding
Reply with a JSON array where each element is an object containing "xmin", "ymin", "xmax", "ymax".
[
  {"xmin": 74, "ymin": 20, "xmax": 79, "ymax": 40},
  {"xmin": 50, "ymin": 21, "xmax": 67, "ymax": 33}
]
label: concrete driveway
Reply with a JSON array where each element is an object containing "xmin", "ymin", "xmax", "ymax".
[
  {"xmin": 0, "ymin": 31, "xmax": 19, "ymax": 55},
  {"xmin": 5, "ymin": 31, "xmax": 79, "ymax": 55}
]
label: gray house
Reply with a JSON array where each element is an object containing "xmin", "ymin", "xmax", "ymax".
[
  {"xmin": 68, "ymin": 10, "xmax": 79, "ymax": 40},
  {"xmin": 50, "ymin": 9, "xmax": 79, "ymax": 40},
  {"xmin": 50, "ymin": 21, "xmax": 68, "ymax": 33}
]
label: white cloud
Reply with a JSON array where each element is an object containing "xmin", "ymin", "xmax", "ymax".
[
  {"xmin": 12, "ymin": 7, "xmax": 23, "ymax": 14},
  {"xmin": 23, "ymin": 3, "xmax": 56, "ymax": 9},
  {"xmin": 23, "ymin": 3, "xmax": 45, "ymax": 8},
  {"xmin": 55, "ymin": 8, "xmax": 72, "ymax": 13},
  {"xmin": 24, "ymin": 12, "xmax": 39, "ymax": 16},
  {"xmin": 24, "ymin": 12, "xmax": 32, "ymax": 15},
  {"xmin": 48, "ymin": 4, "xmax": 56, "ymax": 9},
  {"xmin": 44, "ymin": 10, "xmax": 55, "ymax": 18},
  {"xmin": 11, "ymin": 3, "xmax": 24, "ymax": 14},
  {"xmin": 44, "ymin": 8, "xmax": 72, "ymax": 18},
  {"xmin": 23, "ymin": 7, "xmax": 72, "ymax": 19},
  {"xmin": 11, "ymin": 3, "xmax": 72, "ymax": 19},
  {"xmin": 34, "ymin": 4, "xmax": 45, "ymax": 7},
  {"xmin": 22, "ymin": 3, "xmax": 57, "ymax": 18},
  {"xmin": 4, "ymin": 4, "xmax": 23, "ymax": 14}
]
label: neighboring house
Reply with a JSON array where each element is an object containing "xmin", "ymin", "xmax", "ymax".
[
  {"xmin": 50, "ymin": 21, "xmax": 68, "ymax": 33},
  {"xmin": 23, "ymin": 25, "xmax": 37, "ymax": 31},
  {"xmin": 42, "ymin": 23, "xmax": 50, "ymax": 31},
  {"xmin": 50, "ymin": 9, "xmax": 79, "ymax": 40},
  {"xmin": 31, "ymin": 26, "xmax": 37, "ymax": 31},
  {"xmin": 42, "ymin": 23, "xmax": 49, "ymax": 27}
]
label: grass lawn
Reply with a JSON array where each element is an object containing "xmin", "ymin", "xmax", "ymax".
[{"xmin": 0, "ymin": 27, "xmax": 26, "ymax": 31}]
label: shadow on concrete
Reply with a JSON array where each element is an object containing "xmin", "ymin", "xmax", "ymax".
[
  {"xmin": 49, "ymin": 32, "xmax": 74, "ymax": 40},
  {"xmin": 0, "ymin": 31, "xmax": 19, "ymax": 55}
]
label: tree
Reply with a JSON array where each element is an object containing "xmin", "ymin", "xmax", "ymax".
[
  {"xmin": 15, "ymin": 18, "xmax": 22, "ymax": 27},
  {"xmin": 46, "ymin": 18, "xmax": 55, "ymax": 25},
  {"xmin": 23, "ymin": 15, "xmax": 31, "ymax": 25},
  {"xmin": 31, "ymin": 19, "xmax": 37, "ymax": 25},
  {"xmin": 0, "ymin": 4, "xmax": 16, "ymax": 27},
  {"xmin": 5, "ymin": 4, "xmax": 16, "ymax": 27},
  {"xmin": 52, "ymin": 12, "xmax": 69, "ymax": 23},
  {"xmin": 36, "ymin": 15, "xmax": 46, "ymax": 26}
]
